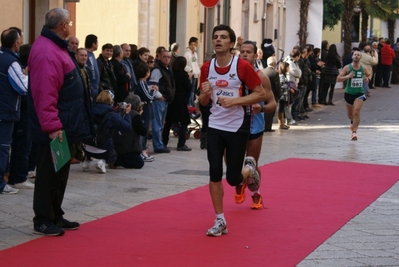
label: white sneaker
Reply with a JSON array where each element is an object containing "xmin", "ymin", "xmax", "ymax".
[
  {"xmin": 96, "ymin": 159, "xmax": 106, "ymax": 173},
  {"xmin": 206, "ymin": 218, "xmax": 228, "ymax": 237},
  {"xmin": 26, "ymin": 171, "xmax": 36, "ymax": 179},
  {"xmin": 141, "ymin": 151, "xmax": 154, "ymax": 162},
  {"xmin": 1, "ymin": 184, "xmax": 19, "ymax": 195},
  {"xmin": 13, "ymin": 180, "xmax": 35, "ymax": 189},
  {"xmin": 244, "ymin": 156, "xmax": 260, "ymax": 192},
  {"xmin": 82, "ymin": 160, "xmax": 91, "ymax": 172},
  {"xmin": 143, "ymin": 150, "xmax": 155, "ymax": 160}
]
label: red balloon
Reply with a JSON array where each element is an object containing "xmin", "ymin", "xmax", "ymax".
[{"xmin": 200, "ymin": 0, "xmax": 219, "ymax": 8}]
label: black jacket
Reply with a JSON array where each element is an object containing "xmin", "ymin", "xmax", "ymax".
[
  {"xmin": 298, "ymin": 57, "xmax": 311, "ymax": 87},
  {"xmin": 149, "ymin": 60, "xmax": 175, "ymax": 103},
  {"xmin": 113, "ymin": 110, "xmax": 146, "ymax": 155},
  {"xmin": 110, "ymin": 59, "xmax": 130, "ymax": 103},
  {"xmin": 165, "ymin": 70, "xmax": 191, "ymax": 124},
  {"xmin": 97, "ymin": 55, "xmax": 117, "ymax": 92},
  {"xmin": 0, "ymin": 47, "xmax": 23, "ymax": 122}
]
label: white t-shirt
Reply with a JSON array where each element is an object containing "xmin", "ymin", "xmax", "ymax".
[{"xmin": 184, "ymin": 49, "xmax": 200, "ymax": 78}]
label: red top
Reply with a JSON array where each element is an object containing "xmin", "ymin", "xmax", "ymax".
[
  {"xmin": 200, "ymin": 57, "xmax": 261, "ymax": 89},
  {"xmin": 381, "ymin": 44, "xmax": 395, "ymax": 65}
]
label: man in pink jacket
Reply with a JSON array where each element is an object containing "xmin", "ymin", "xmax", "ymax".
[{"xmin": 28, "ymin": 8, "xmax": 93, "ymax": 236}]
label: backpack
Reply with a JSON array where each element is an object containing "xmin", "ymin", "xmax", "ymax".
[{"xmin": 93, "ymin": 112, "xmax": 113, "ymax": 148}]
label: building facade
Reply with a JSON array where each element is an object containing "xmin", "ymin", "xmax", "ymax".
[
  {"xmin": 1, "ymin": 0, "xmax": 288, "ymax": 64},
  {"xmin": 2, "ymin": 1, "xmax": 397, "ymax": 64}
]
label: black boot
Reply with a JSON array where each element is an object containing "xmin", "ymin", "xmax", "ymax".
[{"xmin": 200, "ymin": 132, "xmax": 207, "ymax": 149}]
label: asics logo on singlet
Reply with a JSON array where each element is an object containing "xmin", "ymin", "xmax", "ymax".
[
  {"xmin": 229, "ymin": 73, "xmax": 236, "ymax": 80},
  {"xmin": 215, "ymin": 80, "xmax": 229, "ymax": 87},
  {"xmin": 208, "ymin": 76, "xmax": 217, "ymax": 80},
  {"xmin": 216, "ymin": 90, "xmax": 234, "ymax": 97}
]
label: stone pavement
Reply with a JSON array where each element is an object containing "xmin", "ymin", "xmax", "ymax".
[{"xmin": 1, "ymin": 84, "xmax": 398, "ymax": 266}]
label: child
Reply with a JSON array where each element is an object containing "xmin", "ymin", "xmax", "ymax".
[{"xmin": 134, "ymin": 62, "xmax": 162, "ymax": 162}]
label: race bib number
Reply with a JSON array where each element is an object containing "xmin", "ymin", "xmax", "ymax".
[{"xmin": 351, "ymin": 78, "xmax": 363, "ymax": 88}]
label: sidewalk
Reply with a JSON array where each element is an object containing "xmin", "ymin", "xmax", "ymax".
[{"xmin": 1, "ymin": 84, "xmax": 398, "ymax": 266}]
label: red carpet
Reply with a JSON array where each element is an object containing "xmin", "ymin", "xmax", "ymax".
[{"xmin": 2, "ymin": 159, "xmax": 399, "ymax": 267}]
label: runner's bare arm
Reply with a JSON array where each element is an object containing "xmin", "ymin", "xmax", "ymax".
[
  {"xmin": 199, "ymin": 79, "xmax": 211, "ymax": 106},
  {"xmin": 218, "ymin": 83, "xmax": 267, "ymax": 108},
  {"xmin": 336, "ymin": 65, "xmax": 353, "ymax": 82}
]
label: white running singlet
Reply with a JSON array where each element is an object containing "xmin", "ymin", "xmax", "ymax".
[{"xmin": 207, "ymin": 56, "xmax": 251, "ymax": 133}]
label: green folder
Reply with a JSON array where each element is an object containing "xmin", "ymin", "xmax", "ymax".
[{"xmin": 50, "ymin": 131, "xmax": 71, "ymax": 172}]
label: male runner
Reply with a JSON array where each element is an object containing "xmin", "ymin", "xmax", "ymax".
[
  {"xmin": 199, "ymin": 25, "xmax": 267, "ymax": 237},
  {"xmin": 238, "ymin": 41, "xmax": 276, "ymax": 209},
  {"xmin": 337, "ymin": 50, "xmax": 371, "ymax": 141}
]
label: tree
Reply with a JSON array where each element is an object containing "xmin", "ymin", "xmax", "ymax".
[
  {"xmin": 359, "ymin": 0, "xmax": 399, "ymax": 42},
  {"xmin": 384, "ymin": 0, "xmax": 399, "ymax": 41},
  {"xmin": 360, "ymin": 1, "xmax": 369, "ymax": 43},
  {"xmin": 342, "ymin": 0, "xmax": 356, "ymax": 59},
  {"xmin": 323, "ymin": 0, "xmax": 344, "ymax": 30},
  {"xmin": 297, "ymin": 0, "xmax": 311, "ymax": 46},
  {"xmin": 387, "ymin": 18, "xmax": 396, "ymax": 41},
  {"xmin": 336, "ymin": 0, "xmax": 398, "ymax": 58}
]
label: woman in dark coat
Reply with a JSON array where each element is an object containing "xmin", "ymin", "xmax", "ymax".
[
  {"xmin": 320, "ymin": 44, "xmax": 341, "ymax": 105},
  {"xmin": 162, "ymin": 56, "xmax": 192, "ymax": 151}
]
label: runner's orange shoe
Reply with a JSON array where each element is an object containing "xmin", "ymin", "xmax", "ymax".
[
  {"xmin": 251, "ymin": 193, "xmax": 263, "ymax": 209},
  {"xmin": 235, "ymin": 183, "xmax": 246, "ymax": 204}
]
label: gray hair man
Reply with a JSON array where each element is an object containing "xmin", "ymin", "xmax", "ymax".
[{"xmin": 28, "ymin": 8, "xmax": 93, "ymax": 236}]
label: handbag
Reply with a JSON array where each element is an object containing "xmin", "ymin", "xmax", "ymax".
[{"xmin": 280, "ymin": 82, "xmax": 290, "ymax": 102}]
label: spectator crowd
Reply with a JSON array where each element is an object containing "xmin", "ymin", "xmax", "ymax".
[{"xmin": 1, "ymin": 12, "xmax": 399, "ymax": 195}]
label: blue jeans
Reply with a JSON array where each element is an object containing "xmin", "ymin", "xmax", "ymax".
[
  {"xmin": 285, "ymin": 105, "xmax": 293, "ymax": 122},
  {"xmin": 152, "ymin": 100, "xmax": 168, "ymax": 151},
  {"xmin": 298, "ymin": 86, "xmax": 307, "ymax": 114},
  {"xmin": 312, "ymin": 77, "xmax": 320, "ymax": 105},
  {"xmin": 0, "ymin": 121, "xmax": 15, "ymax": 192},
  {"xmin": 188, "ymin": 78, "xmax": 198, "ymax": 107}
]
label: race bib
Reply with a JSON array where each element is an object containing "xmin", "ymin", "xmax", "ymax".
[
  {"xmin": 214, "ymin": 88, "xmax": 239, "ymax": 106},
  {"xmin": 351, "ymin": 78, "xmax": 363, "ymax": 88}
]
